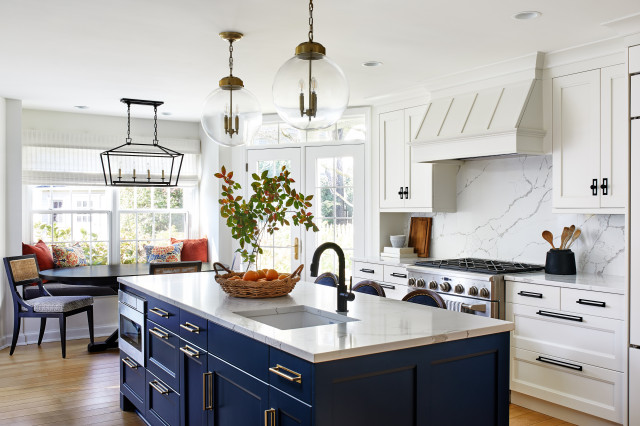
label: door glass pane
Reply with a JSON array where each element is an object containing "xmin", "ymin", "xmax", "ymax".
[
  {"xmin": 273, "ymin": 248, "xmax": 292, "ymax": 273},
  {"xmin": 279, "ymin": 124, "xmax": 304, "ymax": 144},
  {"xmin": 253, "ymin": 123, "xmax": 279, "ymax": 145}
]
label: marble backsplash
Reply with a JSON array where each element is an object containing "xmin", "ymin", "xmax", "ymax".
[{"xmin": 409, "ymin": 155, "xmax": 625, "ymax": 275}]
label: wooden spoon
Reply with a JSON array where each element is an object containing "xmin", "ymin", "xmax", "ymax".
[
  {"xmin": 561, "ymin": 225, "xmax": 575, "ymax": 249},
  {"xmin": 559, "ymin": 227, "xmax": 569, "ymax": 250},
  {"xmin": 542, "ymin": 230, "xmax": 555, "ymax": 249},
  {"xmin": 566, "ymin": 228, "xmax": 581, "ymax": 249}
]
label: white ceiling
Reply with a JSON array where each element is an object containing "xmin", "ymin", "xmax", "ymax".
[{"xmin": 1, "ymin": 0, "xmax": 639, "ymax": 122}]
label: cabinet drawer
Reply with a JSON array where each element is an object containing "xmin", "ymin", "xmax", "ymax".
[
  {"xmin": 146, "ymin": 370, "xmax": 180, "ymax": 426},
  {"xmin": 378, "ymin": 282, "xmax": 411, "ymax": 300},
  {"xmin": 146, "ymin": 295, "xmax": 179, "ymax": 334},
  {"xmin": 269, "ymin": 348, "xmax": 313, "ymax": 404},
  {"xmin": 511, "ymin": 347, "xmax": 623, "ymax": 423},
  {"xmin": 120, "ymin": 351, "xmax": 145, "ymax": 413},
  {"xmin": 383, "ymin": 265, "xmax": 409, "ymax": 285},
  {"xmin": 147, "ymin": 322, "xmax": 180, "ymax": 391},
  {"xmin": 506, "ymin": 281, "xmax": 560, "ymax": 309},
  {"xmin": 179, "ymin": 309, "xmax": 208, "ymax": 350},
  {"xmin": 560, "ymin": 288, "xmax": 625, "ymax": 320},
  {"xmin": 209, "ymin": 321, "xmax": 269, "ymax": 381},
  {"xmin": 507, "ymin": 303, "xmax": 624, "ymax": 371},
  {"xmin": 353, "ymin": 261, "xmax": 383, "ymax": 281}
]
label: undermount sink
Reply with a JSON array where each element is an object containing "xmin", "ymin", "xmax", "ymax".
[{"xmin": 234, "ymin": 305, "xmax": 359, "ymax": 331}]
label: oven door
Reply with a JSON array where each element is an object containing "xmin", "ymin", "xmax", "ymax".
[
  {"xmin": 441, "ymin": 294, "xmax": 500, "ymax": 319},
  {"xmin": 119, "ymin": 302, "xmax": 145, "ymax": 366}
]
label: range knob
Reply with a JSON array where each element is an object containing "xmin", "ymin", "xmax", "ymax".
[
  {"xmin": 440, "ymin": 282, "xmax": 452, "ymax": 292},
  {"xmin": 408, "ymin": 278, "xmax": 416, "ymax": 287},
  {"xmin": 479, "ymin": 288, "xmax": 490, "ymax": 298},
  {"xmin": 468, "ymin": 286, "xmax": 478, "ymax": 296},
  {"xmin": 416, "ymin": 279, "xmax": 426, "ymax": 288},
  {"xmin": 429, "ymin": 280, "xmax": 438, "ymax": 290},
  {"xmin": 454, "ymin": 284, "xmax": 465, "ymax": 294}
]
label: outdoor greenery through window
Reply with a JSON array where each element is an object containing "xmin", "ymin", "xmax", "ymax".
[
  {"xmin": 252, "ymin": 114, "xmax": 366, "ymax": 145},
  {"xmin": 119, "ymin": 187, "xmax": 188, "ymax": 264},
  {"xmin": 31, "ymin": 186, "xmax": 110, "ymax": 265}
]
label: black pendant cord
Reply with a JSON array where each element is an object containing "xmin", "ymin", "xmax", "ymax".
[
  {"xmin": 126, "ymin": 102, "xmax": 132, "ymax": 144},
  {"xmin": 153, "ymin": 105, "xmax": 159, "ymax": 145}
]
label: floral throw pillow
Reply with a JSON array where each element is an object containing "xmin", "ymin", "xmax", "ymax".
[
  {"xmin": 145, "ymin": 242, "xmax": 183, "ymax": 263},
  {"xmin": 51, "ymin": 244, "xmax": 90, "ymax": 268}
]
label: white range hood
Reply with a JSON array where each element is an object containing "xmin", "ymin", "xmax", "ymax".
[{"xmin": 410, "ymin": 79, "xmax": 545, "ymax": 162}]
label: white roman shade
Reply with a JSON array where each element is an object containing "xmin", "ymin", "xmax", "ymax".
[{"xmin": 22, "ymin": 130, "xmax": 201, "ymax": 186}]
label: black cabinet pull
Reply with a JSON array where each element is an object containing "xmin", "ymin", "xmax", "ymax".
[
  {"xmin": 590, "ymin": 179, "xmax": 598, "ymax": 196},
  {"xmin": 360, "ymin": 268, "xmax": 375, "ymax": 274},
  {"xmin": 398, "ymin": 187, "xmax": 404, "ymax": 199},
  {"xmin": 577, "ymin": 299, "xmax": 606, "ymax": 307},
  {"xmin": 403, "ymin": 187, "xmax": 409, "ymax": 199},
  {"xmin": 379, "ymin": 283, "xmax": 396, "ymax": 290},
  {"xmin": 390, "ymin": 272, "xmax": 407, "ymax": 278},
  {"xmin": 536, "ymin": 310, "xmax": 583, "ymax": 322},
  {"xmin": 600, "ymin": 178, "xmax": 608, "ymax": 195},
  {"xmin": 517, "ymin": 291, "xmax": 543, "ymax": 299},
  {"xmin": 536, "ymin": 356, "xmax": 583, "ymax": 371}
]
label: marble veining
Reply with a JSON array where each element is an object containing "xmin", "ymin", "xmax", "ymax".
[
  {"xmin": 409, "ymin": 155, "xmax": 625, "ymax": 275},
  {"xmin": 119, "ymin": 273, "xmax": 513, "ymax": 363}
]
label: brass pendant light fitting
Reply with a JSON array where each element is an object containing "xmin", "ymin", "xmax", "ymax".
[{"xmin": 219, "ymin": 31, "xmax": 245, "ymax": 137}]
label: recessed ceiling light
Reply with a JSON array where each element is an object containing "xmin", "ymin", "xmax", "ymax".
[
  {"xmin": 362, "ymin": 61, "xmax": 383, "ymax": 67},
  {"xmin": 161, "ymin": 112, "xmax": 172, "ymax": 116},
  {"xmin": 74, "ymin": 105, "xmax": 89, "ymax": 109},
  {"xmin": 512, "ymin": 11, "xmax": 541, "ymax": 20}
]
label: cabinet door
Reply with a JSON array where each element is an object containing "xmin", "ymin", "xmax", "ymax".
[
  {"xmin": 404, "ymin": 105, "xmax": 433, "ymax": 209},
  {"xmin": 268, "ymin": 387, "xmax": 312, "ymax": 426},
  {"xmin": 179, "ymin": 340, "xmax": 208, "ymax": 426},
  {"xmin": 208, "ymin": 354, "xmax": 269, "ymax": 426},
  {"xmin": 379, "ymin": 110, "xmax": 405, "ymax": 208},
  {"xmin": 552, "ymin": 69, "xmax": 601, "ymax": 209},
  {"xmin": 600, "ymin": 64, "xmax": 628, "ymax": 209}
]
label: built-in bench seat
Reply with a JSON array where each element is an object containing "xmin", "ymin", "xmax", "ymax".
[{"xmin": 23, "ymin": 283, "xmax": 117, "ymax": 300}]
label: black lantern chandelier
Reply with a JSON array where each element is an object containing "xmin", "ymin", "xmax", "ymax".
[{"xmin": 100, "ymin": 98, "xmax": 183, "ymax": 187}]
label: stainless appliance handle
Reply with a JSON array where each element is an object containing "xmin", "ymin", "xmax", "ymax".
[
  {"xmin": 378, "ymin": 283, "xmax": 396, "ymax": 290},
  {"xmin": 461, "ymin": 303, "xmax": 486, "ymax": 312},
  {"xmin": 390, "ymin": 272, "xmax": 407, "ymax": 278}
]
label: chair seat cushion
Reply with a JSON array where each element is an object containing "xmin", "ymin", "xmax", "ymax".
[
  {"xmin": 23, "ymin": 283, "xmax": 116, "ymax": 300},
  {"xmin": 25, "ymin": 295, "xmax": 93, "ymax": 313}
]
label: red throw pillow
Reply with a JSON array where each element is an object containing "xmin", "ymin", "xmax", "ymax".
[
  {"xmin": 171, "ymin": 237, "xmax": 208, "ymax": 262},
  {"xmin": 22, "ymin": 240, "xmax": 54, "ymax": 271}
]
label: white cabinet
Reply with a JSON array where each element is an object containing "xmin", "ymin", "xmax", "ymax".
[
  {"xmin": 379, "ymin": 107, "xmax": 457, "ymax": 212},
  {"xmin": 352, "ymin": 260, "xmax": 411, "ymax": 300},
  {"xmin": 552, "ymin": 64, "xmax": 628, "ymax": 212},
  {"xmin": 506, "ymin": 280, "xmax": 625, "ymax": 423}
]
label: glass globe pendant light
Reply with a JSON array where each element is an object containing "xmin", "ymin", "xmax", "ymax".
[
  {"xmin": 272, "ymin": 0, "xmax": 349, "ymax": 130},
  {"xmin": 201, "ymin": 32, "xmax": 262, "ymax": 147}
]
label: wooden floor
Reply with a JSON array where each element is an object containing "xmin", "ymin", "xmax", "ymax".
[{"xmin": 0, "ymin": 339, "xmax": 573, "ymax": 425}]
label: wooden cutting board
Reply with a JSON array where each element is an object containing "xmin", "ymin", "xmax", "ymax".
[{"xmin": 408, "ymin": 217, "xmax": 432, "ymax": 258}]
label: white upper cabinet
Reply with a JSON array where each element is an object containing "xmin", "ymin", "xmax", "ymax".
[
  {"xmin": 552, "ymin": 64, "xmax": 628, "ymax": 212},
  {"xmin": 379, "ymin": 106, "xmax": 457, "ymax": 212}
]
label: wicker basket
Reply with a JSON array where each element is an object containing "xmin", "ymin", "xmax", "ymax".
[{"xmin": 213, "ymin": 263, "xmax": 304, "ymax": 298}]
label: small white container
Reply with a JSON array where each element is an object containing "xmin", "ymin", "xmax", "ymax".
[{"xmin": 389, "ymin": 235, "xmax": 406, "ymax": 248}]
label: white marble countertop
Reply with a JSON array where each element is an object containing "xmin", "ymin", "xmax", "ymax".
[
  {"xmin": 503, "ymin": 271, "xmax": 626, "ymax": 294},
  {"xmin": 352, "ymin": 256, "xmax": 431, "ymax": 267},
  {"xmin": 119, "ymin": 273, "xmax": 513, "ymax": 363}
]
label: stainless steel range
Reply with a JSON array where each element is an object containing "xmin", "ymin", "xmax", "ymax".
[{"xmin": 406, "ymin": 258, "xmax": 544, "ymax": 319}]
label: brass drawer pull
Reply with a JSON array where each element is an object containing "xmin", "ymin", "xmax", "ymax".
[
  {"xmin": 149, "ymin": 327, "xmax": 169, "ymax": 339},
  {"xmin": 264, "ymin": 408, "xmax": 276, "ymax": 426},
  {"xmin": 180, "ymin": 345, "xmax": 200, "ymax": 358},
  {"xmin": 149, "ymin": 380, "xmax": 170, "ymax": 395},
  {"xmin": 269, "ymin": 364, "xmax": 302, "ymax": 383},
  {"xmin": 203, "ymin": 372, "xmax": 213, "ymax": 411},
  {"xmin": 149, "ymin": 307, "xmax": 170, "ymax": 318},
  {"xmin": 180, "ymin": 322, "xmax": 201, "ymax": 333},
  {"xmin": 122, "ymin": 357, "xmax": 138, "ymax": 370}
]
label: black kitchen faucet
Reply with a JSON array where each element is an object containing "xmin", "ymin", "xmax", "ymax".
[{"xmin": 309, "ymin": 242, "xmax": 355, "ymax": 313}]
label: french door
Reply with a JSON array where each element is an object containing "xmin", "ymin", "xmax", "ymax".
[{"xmin": 246, "ymin": 144, "xmax": 364, "ymax": 281}]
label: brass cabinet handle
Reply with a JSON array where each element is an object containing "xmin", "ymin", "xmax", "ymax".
[
  {"xmin": 203, "ymin": 372, "xmax": 213, "ymax": 411},
  {"xmin": 294, "ymin": 237, "xmax": 299, "ymax": 260},
  {"xmin": 149, "ymin": 380, "xmax": 170, "ymax": 395},
  {"xmin": 269, "ymin": 364, "xmax": 302, "ymax": 383},
  {"xmin": 180, "ymin": 322, "xmax": 201, "ymax": 333},
  {"xmin": 122, "ymin": 357, "xmax": 138, "ymax": 370},
  {"xmin": 149, "ymin": 327, "xmax": 169, "ymax": 339},
  {"xmin": 149, "ymin": 307, "xmax": 170, "ymax": 318},
  {"xmin": 264, "ymin": 408, "xmax": 276, "ymax": 426},
  {"xmin": 180, "ymin": 345, "xmax": 200, "ymax": 358}
]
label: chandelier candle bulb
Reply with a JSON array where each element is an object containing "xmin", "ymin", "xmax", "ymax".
[{"xmin": 133, "ymin": 169, "xmax": 136, "ymax": 179}]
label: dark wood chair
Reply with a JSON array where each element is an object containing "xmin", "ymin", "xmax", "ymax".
[
  {"xmin": 4, "ymin": 254, "xmax": 94, "ymax": 358},
  {"xmin": 352, "ymin": 280, "xmax": 386, "ymax": 297},
  {"xmin": 402, "ymin": 289, "xmax": 446, "ymax": 308},
  {"xmin": 149, "ymin": 261, "xmax": 203, "ymax": 275},
  {"xmin": 314, "ymin": 272, "xmax": 338, "ymax": 287}
]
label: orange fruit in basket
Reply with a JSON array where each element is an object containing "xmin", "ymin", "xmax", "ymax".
[
  {"xmin": 278, "ymin": 273, "xmax": 290, "ymax": 280},
  {"xmin": 243, "ymin": 270, "xmax": 259, "ymax": 281},
  {"xmin": 265, "ymin": 269, "xmax": 279, "ymax": 281},
  {"xmin": 256, "ymin": 270, "xmax": 266, "ymax": 279}
]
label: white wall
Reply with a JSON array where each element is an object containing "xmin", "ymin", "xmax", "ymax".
[{"xmin": 0, "ymin": 97, "xmax": 6, "ymax": 348}]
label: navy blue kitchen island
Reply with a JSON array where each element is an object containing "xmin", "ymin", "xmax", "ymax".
[{"xmin": 118, "ymin": 272, "xmax": 512, "ymax": 426}]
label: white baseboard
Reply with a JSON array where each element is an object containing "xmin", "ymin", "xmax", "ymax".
[{"xmin": 0, "ymin": 324, "xmax": 117, "ymax": 352}]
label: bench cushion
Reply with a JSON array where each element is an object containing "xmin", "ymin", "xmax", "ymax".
[
  {"xmin": 23, "ymin": 283, "xmax": 117, "ymax": 300},
  {"xmin": 25, "ymin": 295, "xmax": 93, "ymax": 313}
]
